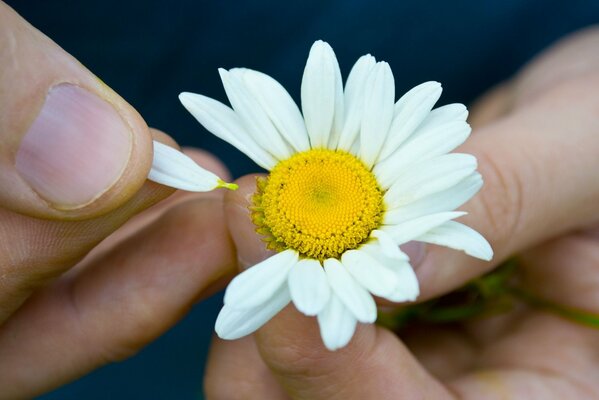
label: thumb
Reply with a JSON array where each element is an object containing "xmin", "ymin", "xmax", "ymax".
[
  {"xmin": 224, "ymin": 176, "xmax": 453, "ymax": 400},
  {"xmin": 1, "ymin": 3, "xmax": 151, "ymax": 218},
  {"xmin": 0, "ymin": 4, "xmax": 178, "ymax": 323}
]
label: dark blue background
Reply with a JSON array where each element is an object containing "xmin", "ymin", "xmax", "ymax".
[{"xmin": 5, "ymin": 1, "xmax": 598, "ymax": 398}]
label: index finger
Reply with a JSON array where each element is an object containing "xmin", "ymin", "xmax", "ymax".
[{"xmin": 416, "ymin": 73, "xmax": 599, "ymax": 301}]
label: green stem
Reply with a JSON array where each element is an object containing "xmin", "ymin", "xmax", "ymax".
[{"xmin": 510, "ymin": 287, "xmax": 599, "ymax": 328}]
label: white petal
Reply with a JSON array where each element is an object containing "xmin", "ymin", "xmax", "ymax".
[
  {"xmin": 337, "ymin": 54, "xmax": 376, "ymax": 151},
  {"xmin": 327, "ymin": 49, "xmax": 345, "ymax": 149},
  {"xmin": 317, "ymin": 293, "xmax": 357, "ymax": 351},
  {"xmin": 215, "ymin": 285, "xmax": 291, "ymax": 340},
  {"xmin": 220, "ymin": 68, "xmax": 292, "ymax": 159},
  {"xmin": 149, "ymin": 141, "xmax": 222, "ymax": 191},
  {"xmin": 301, "ymin": 40, "xmax": 337, "ymax": 148},
  {"xmin": 419, "ymin": 103, "xmax": 468, "ymax": 128},
  {"xmin": 349, "ymin": 136, "xmax": 361, "ymax": 156},
  {"xmin": 378, "ymin": 81, "xmax": 442, "ymax": 160},
  {"xmin": 384, "ymin": 153, "xmax": 478, "ymax": 207},
  {"xmin": 179, "ymin": 92, "xmax": 276, "ymax": 170},
  {"xmin": 359, "ymin": 62, "xmax": 395, "ymax": 167},
  {"xmin": 323, "ymin": 258, "xmax": 377, "ymax": 323},
  {"xmin": 374, "ymin": 120, "xmax": 471, "ymax": 188},
  {"xmin": 224, "ymin": 250, "xmax": 298, "ymax": 309},
  {"xmin": 370, "ymin": 230, "xmax": 409, "ymax": 261},
  {"xmin": 357, "ymin": 249, "xmax": 419, "ymax": 303},
  {"xmin": 385, "ymin": 173, "xmax": 483, "ymax": 225},
  {"xmin": 288, "ymin": 259, "xmax": 331, "ymax": 316},
  {"xmin": 237, "ymin": 69, "xmax": 310, "ymax": 152},
  {"xmin": 383, "ymin": 211, "xmax": 466, "ymax": 245},
  {"xmin": 341, "ymin": 249, "xmax": 399, "ymax": 298},
  {"xmin": 386, "ymin": 262, "xmax": 420, "ymax": 302},
  {"xmin": 416, "ymin": 220, "xmax": 493, "ymax": 261}
]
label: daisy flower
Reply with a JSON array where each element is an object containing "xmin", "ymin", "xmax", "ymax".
[{"xmin": 170, "ymin": 40, "xmax": 493, "ymax": 351}]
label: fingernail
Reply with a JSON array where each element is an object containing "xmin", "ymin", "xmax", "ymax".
[
  {"xmin": 16, "ymin": 84, "xmax": 132, "ymax": 209},
  {"xmin": 400, "ymin": 241, "xmax": 426, "ymax": 267}
]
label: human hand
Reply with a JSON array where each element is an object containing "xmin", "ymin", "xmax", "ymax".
[
  {"xmin": 204, "ymin": 28, "xmax": 599, "ymax": 399},
  {"xmin": 0, "ymin": 4, "xmax": 236, "ymax": 398}
]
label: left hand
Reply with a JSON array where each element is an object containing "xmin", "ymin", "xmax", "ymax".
[{"xmin": 0, "ymin": 147, "xmax": 236, "ymax": 399}]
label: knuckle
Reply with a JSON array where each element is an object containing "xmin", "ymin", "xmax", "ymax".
[
  {"xmin": 474, "ymin": 147, "xmax": 526, "ymax": 252},
  {"xmin": 257, "ymin": 318, "xmax": 375, "ymax": 393},
  {"xmin": 259, "ymin": 327, "xmax": 332, "ymax": 379}
]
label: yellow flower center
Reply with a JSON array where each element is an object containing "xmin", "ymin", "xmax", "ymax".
[{"xmin": 251, "ymin": 149, "xmax": 384, "ymax": 260}]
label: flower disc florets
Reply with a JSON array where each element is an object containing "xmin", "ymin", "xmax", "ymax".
[{"xmin": 252, "ymin": 148, "xmax": 385, "ymax": 260}]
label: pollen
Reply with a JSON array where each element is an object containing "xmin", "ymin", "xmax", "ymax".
[{"xmin": 251, "ymin": 149, "xmax": 385, "ymax": 260}]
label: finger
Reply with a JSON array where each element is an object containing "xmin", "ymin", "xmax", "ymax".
[
  {"xmin": 80, "ymin": 144, "xmax": 231, "ymax": 261},
  {"xmin": 401, "ymin": 324, "xmax": 477, "ymax": 381},
  {"xmin": 224, "ymin": 177, "xmax": 454, "ymax": 400},
  {"xmin": 418, "ymin": 27, "xmax": 599, "ymax": 299},
  {"xmin": 0, "ymin": 195, "xmax": 236, "ymax": 398},
  {"xmin": 449, "ymin": 229, "xmax": 599, "ymax": 399},
  {"xmin": 0, "ymin": 3, "xmax": 153, "ymax": 218},
  {"xmin": 469, "ymin": 27, "xmax": 599, "ymax": 129},
  {"xmin": 519, "ymin": 232, "xmax": 599, "ymax": 311},
  {"xmin": 204, "ymin": 336, "xmax": 289, "ymax": 400},
  {"xmin": 451, "ymin": 311, "xmax": 599, "ymax": 399},
  {"xmin": 468, "ymin": 83, "xmax": 512, "ymax": 129},
  {"xmin": 514, "ymin": 26, "xmax": 599, "ymax": 105},
  {"xmin": 0, "ymin": 128, "xmax": 175, "ymax": 323},
  {"xmin": 0, "ymin": 4, "xmax": 183, "ymax": 322},
  {"xmin": 415, "ymin": 72, "xmax": 599, "ymax": 301}
]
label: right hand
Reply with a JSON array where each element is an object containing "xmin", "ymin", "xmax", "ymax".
[{"xmin": 204, "ymin": 26, "xmax": 599, "ymax": 400}]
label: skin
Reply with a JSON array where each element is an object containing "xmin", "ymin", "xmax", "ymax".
[
  {"xmin": 1, "ymin": 1, "xmax": 598, "ymax": 398},
  {"xmin": 204, "ymin": 27, "xmax": 599, "ymax": 399},
  {"xmin": 0, "ymin": 3, "xmax": 238, "ymax": 398}
]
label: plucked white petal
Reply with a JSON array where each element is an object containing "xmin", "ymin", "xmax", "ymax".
[
  {"xmin": 337, "ymin": 54, "xmax": 376, "ymax": 151},
  {"xmin": 383, "ymin": 211, "xmax": 466, "ymax": 245},
  {"xmin": 179, "ymin": 92, "xmax": 276, "ymax": 170},
  {"xmin": 385, "ymin": 173, "xmax": 483, "ymax": 225},
  {"xmin": 215, "ymin": 285, "xmax": 291, "ymax": 340},
  {"xmin": 224, "ymin": 250, "xmax": 298, "ymax": 309},
  {"xmin": 149, "ymin": 141, "xmax": 221, "ymax": 191},
  {"xmin": 384, "ymin": 153, "xmax": 478, "ymax": 207},
  {"xmin": 317, "ymin": 293, "xmax": 358, "ymax": 351},
  {"xmin": 327, "ymin": 49, "xmax": 345, "ymax": 149},
  {"xmin": 220, "ymin": 68, "xmax": 293, "ymax": 160},
  {"xmin": 378, "ymin": 81, "xmax": 442, "ymax": 160},
  {"xmin": 359, "ymin": 62, "xmax": 395, "ymax": 167},
  {"xmin": 323, "ymin": 258, "xmax": 377, "ymax": 323},
  {"xmin": 416, "ymin": 221, "xmax": 493, "ymax": 261},
  {"xmin": 301, "ymin": 40, "xmax": 338, "ymax": 148},
  {"xmin": 341, "ymin": 249, "xmax": 399, "ymax": 298},
  {"xmin": 288, "ymin": 259, "xmax": 331, "ymax": 316},
  {"xmin": 237, "ymin": 69, "xmax": 310, "ymax": 152},
  {"xmin": 374, "ymin": 120, "xmax": 471, "ymax": 188}
]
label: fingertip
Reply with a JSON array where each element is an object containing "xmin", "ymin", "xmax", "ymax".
[{"xmin": 224, "ymin": 174, "xmax": 272, "ymax": 269}]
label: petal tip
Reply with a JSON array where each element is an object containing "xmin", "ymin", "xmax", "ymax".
[{"xmin": 178, "ymin": 91, "xmax": 194, "ymax": 106}]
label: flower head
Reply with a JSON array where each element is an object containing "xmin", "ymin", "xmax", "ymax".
[{"xmin": 180, "ymin": 40, "xmax": 493, "ymax": 350}]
